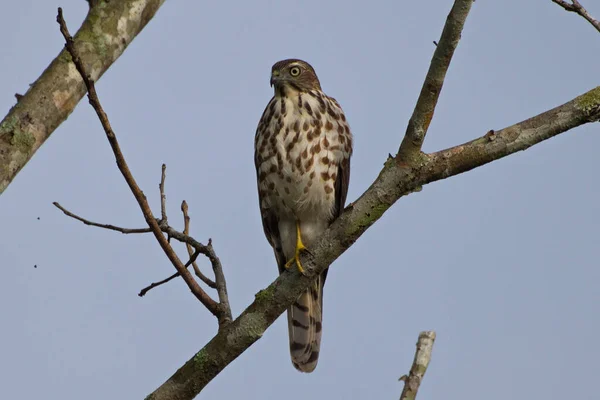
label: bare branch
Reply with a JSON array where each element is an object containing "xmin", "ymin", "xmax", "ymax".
[
  {"xmin": 206, "ymin": 238, "xmax": 231, "ymax": 321},
  {"xmin": 139, "ymin": 272, "xmax": 180, "ymax": 297},
  {"xmin": 182, "ymin": 201, "xmax": 217, "ymax": 288},
  {"xmin": 53, "ymin": 200, "xmax": 214, "ymax": 257},
  {"xmin": 136, "ymin": 202, "xmax": 231, "ymax": 322},
  {"xmin": 159, "ymin": 164, "xmax": 168, "ymax": 223},
  {"xmin": 398, "ymin": 0, "xmax": 474, "ymax": 160},
  {"xmin": 53, "ymin": 202, "xmax": 151, "ymax": 234},
  {"xmin": 399, "ymin": 331, "xmax": 436, "ymax": 400},
  {"xmin": 0, "ymin": 0, "xmax": 166, "ymax": 195},
  {"xmin": 552, "ymin": 0, "xmax": 600, "ymax": 33},
  {"xmin": 139, "ymin": 250, "xmax": 201, "ymax": 297},
  {"xmin": 56, "ymin": 8, "xmax": 230, "ymax": 325}
]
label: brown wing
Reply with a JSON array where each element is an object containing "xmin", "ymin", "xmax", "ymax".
[{"xmin": 254, "ymin": 97, "xmax": 287, "ymax": 273}]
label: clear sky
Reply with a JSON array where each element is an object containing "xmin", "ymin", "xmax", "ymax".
[{"xmin": 1, "ymin": 1, "xmax": 599, "ymax": 399}]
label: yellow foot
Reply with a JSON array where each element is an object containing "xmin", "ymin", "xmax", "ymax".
[{"xmin": 285, "ymin": 221, "xmax": 307, "ymax": 275}]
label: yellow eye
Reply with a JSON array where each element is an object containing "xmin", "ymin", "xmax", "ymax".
[{"xmin": 289, "ymin": 66, "xmax": 301, "ymax": 77}]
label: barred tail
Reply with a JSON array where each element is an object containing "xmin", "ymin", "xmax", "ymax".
[{"xmin": 287, "ymin": 274, "xmax": 324, "ymax": 373}]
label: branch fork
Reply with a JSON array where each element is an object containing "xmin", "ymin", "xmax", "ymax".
[{"xmin": 56, "ymin": 8, "xmax": 231, "ymax": 328}]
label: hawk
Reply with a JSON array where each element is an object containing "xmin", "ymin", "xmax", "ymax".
[{"xmin": 254, "ymin": 59, "xmax": 353, "ymax": 372}]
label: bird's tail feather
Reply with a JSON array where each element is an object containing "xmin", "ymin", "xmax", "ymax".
[{"xmin": 287, "ymin": 274, "xmax": 324, "ymax": 373}]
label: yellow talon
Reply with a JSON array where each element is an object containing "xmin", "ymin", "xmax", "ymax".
[{"xmin": 284, "ymin": 221, "xmax": 307, "ymax": 274}]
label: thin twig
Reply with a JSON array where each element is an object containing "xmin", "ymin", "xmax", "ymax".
[
  {"xmin": 181, "ymin": 201, "xmax": 231, "ymax": 321},
  {"xmin": 399, "ymin": 331, "xmax": 436, "ymax": 400},
  {"xmin": 139, "ymin": 250, "xmax": 201, "ymax": 297},
  {"xmin": 398, "ymin": 0, "xmax": 474, "ymax": 160},
  {"xmin": 56, "ymin": 8, "xmax": 226, "ymax": 324},
  {"xmin": 159, "ymin": 163, "xmax": 167, "ymax": 223},
  {"xmin": 54, "ymin": 200, "xmax": 220, "ymax": 261},
  {"xmin": 54, "ymin": 200, "xmax": 212, "ymax": 251},
  {"xmin": 182, "ymin": 201, "xmax": 217, "ymax": 288},
  {"xmin": 206, "ymin": 238, "xmax": 232, "ymax": 322},
  {"xmin": 53, "ymin": 202, "xmax": 151, "ymax": 234},
  {"xmin": 552, "ymin": 0, "xmax": 600, "ymax": 33}
]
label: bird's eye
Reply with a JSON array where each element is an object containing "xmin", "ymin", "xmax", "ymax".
[{"xmin": 289, "ymin": 66, "xmax": 301, "ymax": 77}]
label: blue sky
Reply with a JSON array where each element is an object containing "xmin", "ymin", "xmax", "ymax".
[{"xmin": 1, "ymin": 1, "xmax": 599, "ymax": 399}]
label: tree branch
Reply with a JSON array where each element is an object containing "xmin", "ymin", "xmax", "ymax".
[
  {"xmin": 0, "ymin": 0, "xmax": 166, "ymax": 195},
  {"xmin": 182, "ymin": 201, "xmax": 217, "ymax": 289},
  {"xmin": 56, "ymin": 8, "xmax": 232, "ymax": 328},
  {"xmin": 145, "ymin": 85, "xmax": 600, "ymax": 399},
  {"xmin": 159, "ymin": 164, "xmax": 168, "ymax": 223},
  {"xmin": 139, "ymin": 250, "xmax": 202, "ymax": 297},
  {"xmin": 399, "ymin": 331, "xmax": 436, "ymax": 400},
  {"xmin": 53, "ymin": 202, "xmax": 152, "ymax": 234},
  {"xmin": 398, "ymin": 0, "xmax": 474, "ymax": 160},
  {"xmin": 552, "ymin": 0, "xmax": 600, "ymax": 33}
]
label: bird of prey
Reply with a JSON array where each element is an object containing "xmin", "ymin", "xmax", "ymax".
[{"xmin": 254, "ymin": 59, "xmax": 353, "ymax": 372}]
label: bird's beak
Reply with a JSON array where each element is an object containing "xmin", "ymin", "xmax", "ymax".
[{"xmin": 270, "ymin": 70, "xmax": 280, "ymax": 87}]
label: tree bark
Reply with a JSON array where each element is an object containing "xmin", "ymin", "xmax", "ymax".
[{"xmin": 0, "ymin": 0, "xmax": 166, "ymax": 195}]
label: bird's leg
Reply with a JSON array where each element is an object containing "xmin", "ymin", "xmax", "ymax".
[{"xmin": 284, "ymin": 221, "xmax": 307, "ymax": 274}]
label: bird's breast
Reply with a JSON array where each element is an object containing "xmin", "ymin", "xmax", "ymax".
[{"xmin": 255, "ymin": 92, "xmax": 352, "ymax": 220}]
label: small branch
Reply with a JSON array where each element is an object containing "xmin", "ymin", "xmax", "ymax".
[
  {"xmin": 206, "ymin": 238, "xmax": 232, "ymax": 322},
  {"xmin": 53, "ymin": 202, "xmax": 151, "ymax": 234},
  {"xmin": 137, "ymin": 203, "xmax": 232, "ymax": 323},
  {"xmin": 56, "ymin": 8, "xmax": 226, "ymax": 324},
  {"xmin": 182, "ymin": 201, "xmax": 217, "ymax": 288},
  {"xmin": 181, "ymin": 201, "xmax": 232, "ymax": 322},
  {"xmin": 159, "ymin": 164, "xmax": 167, "ymax": 223},
  {"xmin": 54, "ymin": 200, "xmax": 221, "ymax": 266},
  {"xmin": 398, "ymin": 0, "xmax": 474, "ymax": 160},
  {"xmin": 399, "ymin": 331, "xmax": 436, "ymax": 400},
  {"xmin": 139, "ymin": 272, "xmax": 179, "ymax": 297},
  {"xmin": 139, "ymin": 250, "xmax": 201, "ymax": 297},
  {"xmin": 552, "ymin": 0, "xmax": 600, "ymax": 33}
]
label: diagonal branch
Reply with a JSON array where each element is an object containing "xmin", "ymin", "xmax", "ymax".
[
  {"xmin": 139, "ymin": 250, "xmax": 202, "ymax": 297},
  {"xmin": 399, "ymin": 331, "xmax": 436, "ymax": 400},
  {"xmin": 398, "ymin": 0, "xmax": 475, "ymax": 160},
  {"xmin": 552, "ymin": 0, "xmax": 600, "ymax": 33},
  {"xmin": 56, "ymin": 8, "xmax": 232, "ymax": 328},
  {"xmin": 0, "ymin": 0, "xmax": 166, "ymax": 195},
  {"xmin": 147, "ymin": 84, "xmax": 600, "ymax": 399}
]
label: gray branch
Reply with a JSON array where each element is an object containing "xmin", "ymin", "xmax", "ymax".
[
  {"xmin": 399, "ymin": 331, "xmax": 436, "ymax": 400},
  {"xmin": 552, "ymin": 0, "xmax": 600, "ymax": 33}
]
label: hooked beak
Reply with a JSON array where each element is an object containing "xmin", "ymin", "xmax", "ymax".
[{"xmin": 270, "ymin": 70, "xmax": 281, "ymax": 87}]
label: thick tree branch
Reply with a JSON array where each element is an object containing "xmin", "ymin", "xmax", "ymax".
[
  {"xmin": 56, "ymin": 8, "xmax": 232, "ymax": 328},
  {"xmin": 398, "ymin": 0, "xmax": 474, "ymax": 160},
  {"xmin": 0, "ymin": 0, "xmax": 166, "ymax": 195},
  {"xmin": 399, "ymin": 331, "xmax": 436, "ymax": 400},
  {"xmin": 552, "ymin": 0, "xmax": 600, "ymax": 33},
  {"xmin": 146, "ymin": 85, "xmax": 600, "ymax": 399}
]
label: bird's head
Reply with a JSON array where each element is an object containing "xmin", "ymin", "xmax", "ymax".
[{"xmin": 270, "ymin": 59, "xmax": 322, "ymax": 94}]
